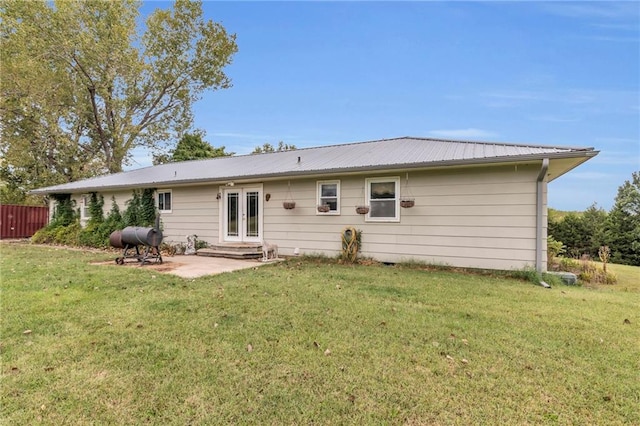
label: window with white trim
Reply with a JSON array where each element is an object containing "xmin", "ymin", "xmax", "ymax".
[
  {"xmin": 80, "ymin": 195, "xmax": 90, "ymax": 220},
  {"xmin": 317, "ymin": 180, "xmax": 340, "ymax": 214},
  {"xmin": 366, "ymin": 177, "xmax": 400, "ymax": 222},
  {"xmin": 157, "ymin": 190, "xmax": 172, "ymax": 213}
]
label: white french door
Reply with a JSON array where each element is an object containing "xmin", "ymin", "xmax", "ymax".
[{"xmin": 222, "ymin": 186, "xmax": 262, "ymax": 243}]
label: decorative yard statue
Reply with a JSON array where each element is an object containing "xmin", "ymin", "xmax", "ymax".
[{"xmin": 185, "ymin": 235, "xmax": 198, "ymax": 255}]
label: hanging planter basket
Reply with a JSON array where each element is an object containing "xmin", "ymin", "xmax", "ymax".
[
  {"xmin": 356, "ymin": 205, "xmax": 370, "ymax": 215},
  {"xmin": 283, "ymin": 181, "xmax": 296, "ymax": 209},
  {"xmin": 317, "ymin": 204, "xmax": 330, "ymax": 213},
  {"xmin": 400, "ymin": 173, "xmax": 416, "ymax": 209},
  {"xmin": 400, "ymin": 198, "xmax": 415, "ymax": 208}
]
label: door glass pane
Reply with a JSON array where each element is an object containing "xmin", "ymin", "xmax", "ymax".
[
  {"xmin": 246, "ymin": 191, "xmax": 259, "ymax": 238},
  {"xmin": 227, "ymin": 193, "xmax": 239, "ymax": 237}
]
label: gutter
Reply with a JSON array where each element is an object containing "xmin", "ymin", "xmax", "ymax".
[{"xmin": 536, "ymin": 158, "xmax": 549, "ymax": 274}]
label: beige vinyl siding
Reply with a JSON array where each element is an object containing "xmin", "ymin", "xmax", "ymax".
[
  {"xmin": 68, "ymin": 161, "xmax": 547, "ymax": 271},
  {"xmin": 71, "ymin": 191, "xmax": 131, "ymax": 226},
  {"xmin": 263, "ymin": 164, "xmax": 544, "ymax": 270},
  {"xmin": 157, "ymin": 185, "xmax": 219, "ymax": 244},
  {"xmin": 71, "ymin": 187, "xmax": 220, "ymax": 247},
  {"xmin": 109, "ymin": 191, "xmax": 134, "ymax": 212}
]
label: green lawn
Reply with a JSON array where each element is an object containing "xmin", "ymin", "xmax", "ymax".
[
  {"xmin": 606, "ymin": 262, "xmax": 640, "ymax": 293},
  {"xmin": 2, "ymin": 243, "xmax": 639, "ymax": 425}
]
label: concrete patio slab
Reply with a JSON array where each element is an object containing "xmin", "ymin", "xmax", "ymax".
[
  {"xmin": 96, "ymin": 254, "xmax": 273, "ymax": 278},
  {"xmin": 165, "ymin": 255, "xmax": 266, "ymax": 278}
]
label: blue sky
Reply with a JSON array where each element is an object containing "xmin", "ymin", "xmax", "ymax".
[{"xmin": 136, "ymin": 1, "xmax": 639, "ymax": 211}]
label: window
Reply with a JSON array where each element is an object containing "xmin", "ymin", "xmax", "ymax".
[
  {"xmin": 366, "ymin": 177, "xmax": 400, "ymax": 222},
  {"xmin": 80, "ymin": 195, "xmax": 90, "ymax": 220},
  {"xmin": 157, "ymin": 190, "xmax": 172, "ymax": 213},
  {"xmin": 317, "ymin": 180, "xmax": 340, "ymax": 214}
]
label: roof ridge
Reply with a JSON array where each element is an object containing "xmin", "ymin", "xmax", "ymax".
[
  {"xmin": 398, "ymin": 136, "xmax": 593, "ymax": 151},
  {"xmin": 159, "ymin": 136, "xmax": 593, "ymax": 167},
  {"xmin": 283, "ymin": 136, "xmax": 593, "ymax": 152},
  {"xmin": 31, "ymin": 136, "xmax": 598, "ymax": 194}
]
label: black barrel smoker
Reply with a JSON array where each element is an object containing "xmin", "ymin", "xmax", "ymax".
[{"xmin": 109, "ymin": 216, "xmax": 163, "ymax": 265}]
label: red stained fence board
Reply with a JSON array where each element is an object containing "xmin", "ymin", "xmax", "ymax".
[{"xmin": 0, "ymin": 205, "xmax": 49, "ymax": 239}]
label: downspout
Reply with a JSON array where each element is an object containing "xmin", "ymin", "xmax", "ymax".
[{"xmin": 536, "ymin": 158, "xmax": 549, "ymax": 274}]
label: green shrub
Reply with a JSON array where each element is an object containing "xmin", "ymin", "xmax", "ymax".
[
  {"xmin": 78, "ymin": 223, "xmax": 109, "ymax": 248},
  {"xmin": 78, "ymin": 197, "xmax": 128, "ymax": 248},
  {"xmin": 558, "ymin": 257, "xmax": 580, "ymax": 271},
  {"xmin": 104, "ymin": 197, "xmax": 125, "ymax": 231},
  {"xmin": 32, "ymin": 194, "xmax": 79, "ymax": 245},
  {"xmin": 123, "ymin": 189, "xmax": 157, "ymax": 227},
  {"xmin": 87, "ymin": 192, "xmax": 105, "ymax": 226},
  {"xmin": 547, "ymin": 236, "xmax": 565, "ymax": 265},
  {"xmin": 50, "ymin": 194, "xmax": 77, "ymax": 227},
  {"xmin": 61, "ymin": 221, "xmax": 80, "ymax": 245},
  {"xmin": 541, "ymin": 272, "xmax": 565, "ymax": 287},
  {"xmin": 195, "ymin": 239, "xmax": 209, "ymax": 250},
  {"xmin": 510, "ymin": 267, "xmax": 541, "ymax": 285},
  {"xmin": 33, "ymin": 195, "xmax": 124, "ymax": 248},
  {"xmin": 31, "ymin": 227, "xmax": 56, "ymax": 244}
]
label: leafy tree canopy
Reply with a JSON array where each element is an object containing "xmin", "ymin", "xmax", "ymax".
[
  {"xmin": 606, "ymin": 171, "xmax": 640, "ymax": 266},
  {"xmin": 252, "ymin": 141, "xmax": 297, "ymax": 154},
  {"xmin": 0, "ymin": 0, "xmax": 237, "ymax": 203},
  {"xmin": 549, "ymin": 172, "xmax": 640, "ymax": 266},
  {"xmin": 153, "ymin": 131, "xmax": 234, "ymax": 164}
]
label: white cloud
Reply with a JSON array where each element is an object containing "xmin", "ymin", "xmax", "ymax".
[{"xmin": 428, "ymin": 128, "xmax": 498, "ymax": 139}]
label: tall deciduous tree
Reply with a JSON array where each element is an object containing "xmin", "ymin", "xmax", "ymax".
[
  {"xmin": 153, "ymin": 131, "xmax": 233, "ymax": 164},
  {"xmin": 0, "ymin": 0, "xmax": 237, "ymax": 201},
  {"xmin": 606, "ymin": 171, "xmax": 640, "ymax": 266}
]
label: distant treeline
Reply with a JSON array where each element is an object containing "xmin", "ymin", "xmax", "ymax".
[{"xmin": 548, "ymin": 172, "xmax": 639, "ymax": 266}]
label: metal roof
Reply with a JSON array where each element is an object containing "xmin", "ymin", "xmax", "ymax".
[{"xmin": 31, "ymin": 136, "xmax": 598, "ymax": 194}]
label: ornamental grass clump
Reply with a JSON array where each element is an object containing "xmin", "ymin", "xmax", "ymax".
[{"xmin": 547, "ymin": 244, "xmax": 617, "ymax": 286}]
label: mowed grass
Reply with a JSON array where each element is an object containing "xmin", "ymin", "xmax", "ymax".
[
  {"xmin": 1, "ymin": 244, "xmax": 639, "ymax": 425},
  {"xmin": 606, "ymin": 262, "xmax": 640, "ymax": 293}
]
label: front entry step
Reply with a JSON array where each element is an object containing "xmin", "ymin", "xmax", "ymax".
[{"xmin": 198, "ymin": 243, "xmax": 262, "ymax": 260}]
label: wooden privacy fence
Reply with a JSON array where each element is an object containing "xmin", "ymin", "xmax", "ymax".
[{"xmin": 0, "ymin": 204, "xmax": 49, "ymax": 239}]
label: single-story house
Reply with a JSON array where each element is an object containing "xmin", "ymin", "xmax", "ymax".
[{"xmin": 31, "ymin": 137, "xmax": 598, "ymax": 271}]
